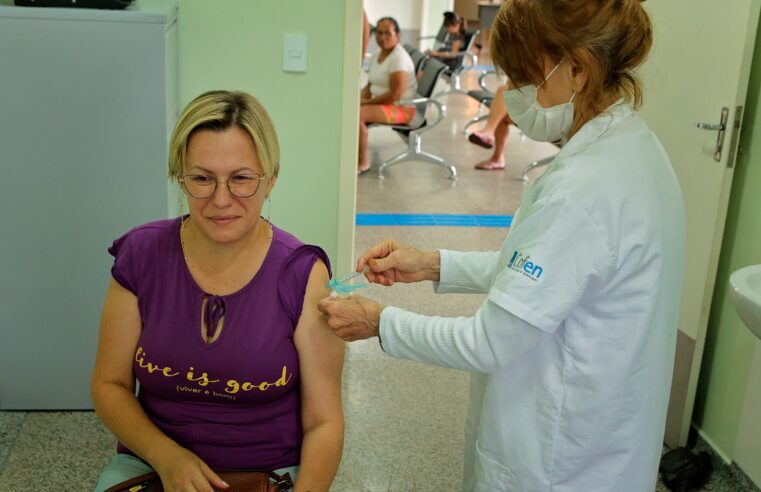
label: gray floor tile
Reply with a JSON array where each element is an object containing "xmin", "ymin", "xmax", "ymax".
[
  {"xmin": 0, "ymin": 412, "xmax": 115, "ymax": 492},
  {"xmin": 333, "ymin": 359, "xmax": 469, "ymax": 492},
  {"xmin": 0, "ymin": 411, "xmax": 25, "ymax": 472}
]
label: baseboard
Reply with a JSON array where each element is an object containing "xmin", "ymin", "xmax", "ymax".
[{"xmin": 694, "ymin": 425, "xmax": 733, "ymax": 464}]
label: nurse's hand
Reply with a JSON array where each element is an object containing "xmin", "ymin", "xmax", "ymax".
[
  {"xmin": 317, "ymin": 294, "xmax": 384, "ymax": 341},
  {"xmin": 357, "ymin": 239, "xmax": 440, "ymax": 286}
]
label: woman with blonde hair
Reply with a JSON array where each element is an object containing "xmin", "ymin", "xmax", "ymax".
[
  {"xmin": 320, "ymin": 1, "xmax": 685, "ymax": 490},
  {"xmin": 92, "ymin": 90, "xmax": 344, "ymax": 492}
]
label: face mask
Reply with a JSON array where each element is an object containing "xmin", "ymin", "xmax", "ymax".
[{"xmin": 504, "ymin": 59, "xmax": 575, "ymax": 142}]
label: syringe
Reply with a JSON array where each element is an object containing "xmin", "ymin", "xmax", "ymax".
[{"xmin": 326, "ymin": 266, "xmax": 370, "ymax": 296}]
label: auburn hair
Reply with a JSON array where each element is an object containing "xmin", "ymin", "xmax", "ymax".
[{"xmin": 491, "ymin": 0, "xmax": 652, "ymax": 123}]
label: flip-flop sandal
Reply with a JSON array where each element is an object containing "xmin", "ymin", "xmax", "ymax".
[
  {"xmin": 475, "ymin": 160, "xmax": 506, "ymax": 171},
  {"xmin": 468, "ymin": 132, "xmax": 495, "ymax": 149},
  {"xmin": 357, "ymin": 166, "xmax": 372, "ymax": 176}
]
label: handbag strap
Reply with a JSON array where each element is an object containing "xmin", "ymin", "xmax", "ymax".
[
  {"xmin": 215, "ymin": 468, "xmax": 295, "ymax": 490},
  {"xmin": 105, "ymin": 469, "xmax": 294, "ymax": 492},
  {"xmin": 103, "ymin": 471, "xmax": 157, "ymax": 492}
]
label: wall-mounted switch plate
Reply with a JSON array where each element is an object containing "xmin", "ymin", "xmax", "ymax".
[{"xmin": 283, "ymin": 34, "xmax": 307, "ymax": 72}]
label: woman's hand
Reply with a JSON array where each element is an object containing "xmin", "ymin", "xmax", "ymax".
[
  {"xmin": 153, "ymin": 446, "xmax": 229, "ymax": 492},
  {"xmin": 317, "ymin": 294, "xmax": 384, "ymax": 342},
  {"xmin": 361, "ymin": 84, "xmax": 372, "ymax": 102},
  {"xmin": 357, "ymin": 239, "xmax": 440, "ymax": 286}
]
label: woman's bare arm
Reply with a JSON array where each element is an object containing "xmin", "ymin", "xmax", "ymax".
[
  {"xmin": 361, "ymin": 71, "xmax": 409, "ymax": 105},
  {"xmin": 292, "ymin": 261, "xmax": 346, "ymax": 492},
  {"xmin": 91, "ymin": 279, "xmax": 227, "ymax": 492}
]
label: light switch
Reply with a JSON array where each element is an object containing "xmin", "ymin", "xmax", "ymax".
[{"xmin": 283, "ymin": 34, "xmax": 307, "ymax": 73}]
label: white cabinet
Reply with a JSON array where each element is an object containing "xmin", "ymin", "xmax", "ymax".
[{"xmin": 0, "ymin": 0, "xmax": 178, "ymax": 409}]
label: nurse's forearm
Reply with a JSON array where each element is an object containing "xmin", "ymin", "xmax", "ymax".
[
  {"xmin": 379, "ymin": 301, "xmax": 542, "ymax": 373},
  {"xmin": 434, "ymin": 250, "xmax": 501, "ymax": 294}
]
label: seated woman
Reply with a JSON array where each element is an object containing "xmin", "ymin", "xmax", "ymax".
[
  {"xmin": 91, "ymin": 90, "xmax": 345, "ymax": 492},
  {"xmin": 358, "ymin": 16, "xmax": 419, "ymax": 175},
  {"xmin": 425, "ymin": 11, "xmax": 466, "ymax": 71}
]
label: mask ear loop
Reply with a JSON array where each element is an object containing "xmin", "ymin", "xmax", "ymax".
[{"xmin": 537, "ymin": 56, "xmax": 567, "ymax": 89}]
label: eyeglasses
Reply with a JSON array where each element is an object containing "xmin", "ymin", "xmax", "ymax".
[
  {"xmin": 180, "ymin": 174, "xmax": 267, "ymax": 199},
  {"xmin": 375, "ymin": 30, "xmax": 395, "ymax": 37}
]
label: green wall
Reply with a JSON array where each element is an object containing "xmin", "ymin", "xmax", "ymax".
[
  {"xmin": 177, "ymin": 0, "xmax": 358, "ymax": 270},
  {"xmin": 694, "ymin": 12, "xmax": 761, "ymax": 460}
]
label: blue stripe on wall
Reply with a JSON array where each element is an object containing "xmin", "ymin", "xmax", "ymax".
[{"xmin": 356, "ymin": 213, "xmax": 512, "ymax": 228}]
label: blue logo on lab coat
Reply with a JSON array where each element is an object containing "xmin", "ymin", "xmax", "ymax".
[{"xmin": 508, "ymin": 250, "xmax": 543, "ymax": 281}]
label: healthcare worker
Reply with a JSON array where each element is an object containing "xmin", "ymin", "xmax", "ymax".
[{"xmin": 318, "ymin": 0, "xmax": 685, "ymax": 491}]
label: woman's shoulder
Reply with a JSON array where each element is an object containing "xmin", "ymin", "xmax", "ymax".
[
  {"xmin": 111, "ymin": 217, "xmax": 180, "ymax": 256},
  {"xmin": 270, "ymin": 224, "xmax": 332, "ymax": 274},
  {"xmin": 389, "ymin": 44, "xmax": 414, "ymax": 65},
  {"xmin": 270, "ymin": 224, "xmax": 305, "ymax": 252},
  {"xmin": 123, "ymin": 217, "xmax": 180, "ymax": 244}
]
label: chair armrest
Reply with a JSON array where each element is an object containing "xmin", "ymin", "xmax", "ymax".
[
  {"xmin": 395, "ymin": 97, "xmax": 447, "ymax": 133},
  {"xmin": 478, "ymin": 69, "xmax": 498, "ymax": 92},
  {"xmin": 448, "ymin": 52, "xmax": 477, "ymax": 72}
]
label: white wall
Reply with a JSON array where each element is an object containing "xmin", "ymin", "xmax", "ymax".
[{"xmin": 364, "ymin": 0, "xmax": 421, "ymax": 30}]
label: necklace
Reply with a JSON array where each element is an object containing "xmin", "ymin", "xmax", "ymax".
[{"xmin": 179, "ymin": 216, "xmax": 273, "ymax": 263}]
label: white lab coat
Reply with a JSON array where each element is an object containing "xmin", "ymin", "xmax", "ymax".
[{"xmin": 379, "ymin": 101, "xmax": 686, "ymax": 491}]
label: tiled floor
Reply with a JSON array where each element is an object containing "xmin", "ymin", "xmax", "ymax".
[{"xmin": 1, "ymin": 72, "xmax": 758, "ymax": 491}]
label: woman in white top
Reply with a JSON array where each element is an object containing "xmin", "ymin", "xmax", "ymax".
[
  {"xmin": 358, "ymin": 17, "xmax": 418, "ymax": 175},
  {"xmin": 321, "ymin": 1, "xmax": 686, "ymax": 491}
]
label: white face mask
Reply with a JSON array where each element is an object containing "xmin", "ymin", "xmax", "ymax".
[{"xmin": 504, "ymin": 59, "xmax": 575, "ymax": 142}]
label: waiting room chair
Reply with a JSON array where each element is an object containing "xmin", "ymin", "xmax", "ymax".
[
  {"xmin": 403, "ymin": 43, "xmax": 427, "ymax": 73},
  {"xmin": 434, "ymin": 28, "xmax": 480, "ymax": 99},
  {"xmin": 463, "ymin": 69, "xmax": 497, "ymax": 133},
  {"xmin": 417, "ymin": 25, "xmax": 448, "ymax": 49},
  {"xmin": 373, "ymin": 57, "xmax": 457, "ymax": 180}
]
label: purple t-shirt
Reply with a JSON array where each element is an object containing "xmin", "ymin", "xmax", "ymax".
[{"xmin": 108, "ymin": 217, "xmax": 330, "ymax": 470}]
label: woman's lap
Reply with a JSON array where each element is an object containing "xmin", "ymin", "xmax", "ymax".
[
  {"xmin": 363, "ymin": 104, "xmax": 415, "ymax": 124},
  {"xmin": 94, "ymin": 453, "xmax": 299, "ymax": 492},
  {"xmin": 94, "ymin": 454, "xmax": 153, "ymax": 492}
]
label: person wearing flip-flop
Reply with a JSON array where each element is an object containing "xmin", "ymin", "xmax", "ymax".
[
  {"xmin": 358, "ymin": 17, "xmax": 419, "ymax": 175},
  {"xmin": 468, "ymin": 84, "xmax": 512, "ymax": 171}
]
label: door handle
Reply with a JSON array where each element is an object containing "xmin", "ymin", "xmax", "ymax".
[
  {"xmin": 695, "ymin": 122, "xmax": 724, "ymax": 131},
  {"xmin": 695, "ymin": 107, "xmax": 729, "ymax": 162}
]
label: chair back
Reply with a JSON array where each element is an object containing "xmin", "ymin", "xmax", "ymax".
[
  {"xmin": 463, "ymin": 28, "xmax": 479, "ymax": 53},
  {"xmin": 402, "ymin": 44, "xmax": 427, "ymax": 73},
  {"xmin": 417, "ymin": 58, "xmax": 448, "ymax": 98},
  {"xmin": 433, "ymin": 24, "xmax": 448, "ymax": 44}
]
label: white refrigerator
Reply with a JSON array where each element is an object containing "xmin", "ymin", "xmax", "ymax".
[{"xmin": 0, "ymin": 0, "xmax": 179, "ymax": 409}]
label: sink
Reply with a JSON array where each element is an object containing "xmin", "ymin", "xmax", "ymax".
[{"xmin": 730, "ymin": 265, "xmax": 761, "ymax": 339}]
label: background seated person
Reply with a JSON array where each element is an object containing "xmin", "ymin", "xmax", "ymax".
[
  {"xmin": 425, "ymin": 11, "xmax": 466, "ymax": 71},
  {"xmin": 91, "ymin": 90, "xmax": 345, "ymax": 492},
  {"xmin": 468, "ymin": 84, "xmax": 513, "ymax": 170},
  {"xmin": 358, "ymin": 16, "xmax": 419, "ymax": 175}
]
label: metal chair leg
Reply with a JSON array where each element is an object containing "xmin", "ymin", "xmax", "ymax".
[
  {"xmin": 377, "ymin": 133, "xmax": 457, "ymax": 180},
  {"xmin": 516, "ymin": 155, "xmax": 554, "ymax": 182},
  {"xmin": 435, "ymin": 72, "xmax": 468, "ymax": 98},
  {"xmin": 463, "ymin": 113, "xmax": 489, "ymax": 133},
  {"xmin": 416, "ymin": 150, "xmax": 457, "ymax": 180}
]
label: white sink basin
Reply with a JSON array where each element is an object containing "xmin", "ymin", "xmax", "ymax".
[{"xmin": 730, "ymin": 265, "xmax": 761, "ymax": 340}]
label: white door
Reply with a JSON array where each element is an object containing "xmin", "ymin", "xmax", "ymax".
[{"xmin": 638, "ymin": 1, "xmax": 760, "ymax": 446}]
